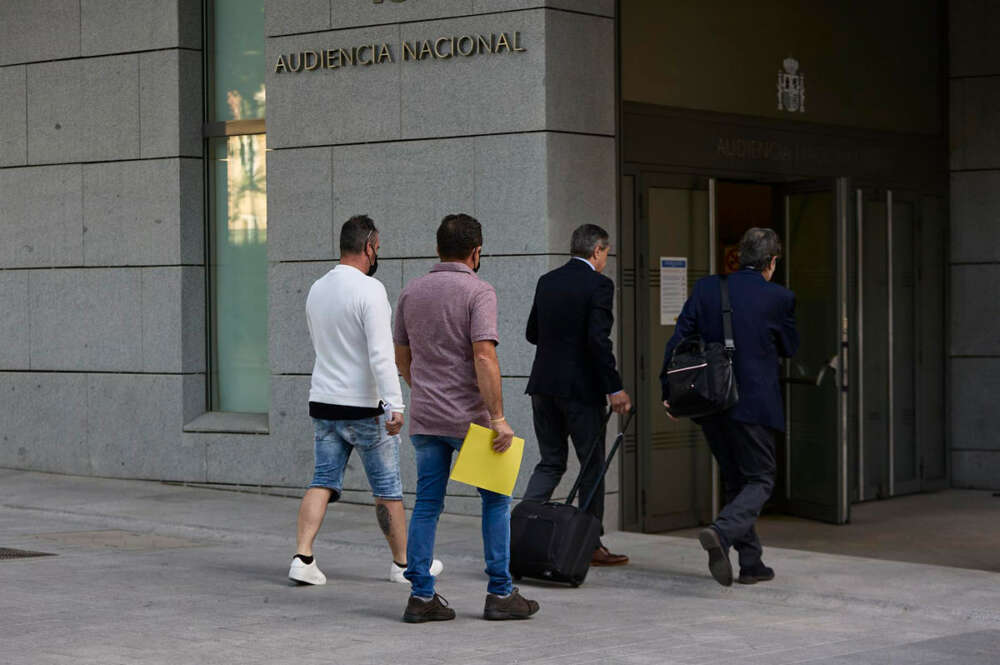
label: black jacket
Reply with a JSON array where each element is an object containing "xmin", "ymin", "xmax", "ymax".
[
  {"xmin": 525, "ymin": 259, "xmax": 623, "ymax": 405},
  {"xmin": 660, "ymin": 270, "xmax": 799, "ymax": 431}
]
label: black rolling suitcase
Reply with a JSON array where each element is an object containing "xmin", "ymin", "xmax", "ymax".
[{"xmin": 510, "ymin": 408, "xmax": 635, "ymax": 587}]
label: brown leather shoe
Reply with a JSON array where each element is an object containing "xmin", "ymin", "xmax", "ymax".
[
  {"xmin": 402, "ymin": 593, "xmax": 456, "ymax": 623},
  {"xmin": 483, "ymin": 587, "xmax": 539, "ymax": 620},
  {"xmin": 591, "ymin": 544, "xmax": 629, "ymax": 566}
]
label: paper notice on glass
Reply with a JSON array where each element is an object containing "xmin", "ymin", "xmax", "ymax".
[
  {"xmin": 450, "ymin": 424, "xmax": 525, "ymax": 496},
  {"xmin": 660, "ymin": 257, "xmax": 688, "ymax": 325}
]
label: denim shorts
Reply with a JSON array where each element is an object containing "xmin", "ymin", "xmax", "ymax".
[{"xmin": 309, "ymin": 416, "xmax": 403, "ymax": 501}]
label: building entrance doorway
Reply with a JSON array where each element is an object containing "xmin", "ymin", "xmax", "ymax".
[{"xmin": 619, "ymin": 171, "xmax": 946, "ymax": 533}]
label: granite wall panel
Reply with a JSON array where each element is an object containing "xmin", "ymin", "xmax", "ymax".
[
  {"xmin": 140, "ymin": 49, "xmax": 203, "ymax": 159},
  {"xmin": 267, "ymin": 147, "xmax": 334, "ymax": 263},
  {"xmin": 27, "ymin": 55, "xmax": 140, "ymax": 164},
  {"xmin": 141, "ymin": 267, "xmax": 206, "ymax": 373},
  {"xmin": 949, "ymin": 264, "xmax": 1000, "ymax": 356},
  {"xmin": 83, "ymin": 159, "xmax": 194, "ymax": 266},
  {"xmin": 0, "ymin": 372, "xmax": 90, "ymax": 474},
  {"xmin": 333, "ymin": 139, "xmax": 475, "ymax": 258},
  {"xmin": 0, "ymin": 272, "xmax": 31, "ymax": 370},
  {"xmin": 0, "ymin": 0, "xmax": 80, "ymax": 66},
  {"xmin": 950, "ymin": 171, "xmax": 1000, "ymax": 264},
  {"xmin": 29, "ymin": 268, "xmax": 143, "ymax": 371},
  {"xmin": 81, "ymin": 0, "xmax": 201, "ymax": 55},
  {"xmin": 0, "ymin": 66, "xmax": 27, "ymax": 167},
  {"xmin": 0, "ymin": 164, "xmax": 83, "ymax": 269},
  {"xmin": 87, "ymin": 373, "xmax": 205, "ymax": 479}
]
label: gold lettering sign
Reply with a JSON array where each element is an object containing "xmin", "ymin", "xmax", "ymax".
[{"xmin": 274, "ymin": 31, "xmax": 527, "ymax": 74}]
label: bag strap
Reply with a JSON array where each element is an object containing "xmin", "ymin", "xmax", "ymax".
[
  {"xmin": 720, "ymin": 275, "xmax": 735, "ymax": 354},
  {"xmin": 566, "ymin": 408, "xmax": 614, "ymax": 506},
  {"xmin": 580, "ymin": 408, "xmax": 636, "ymax": 513}
]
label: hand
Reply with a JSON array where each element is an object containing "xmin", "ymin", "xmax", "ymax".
[
  {"xmin": 491, "ymin": 418, "xmax": 514, "ymax": 453},
  {"xmin": 386, "ymin": 412, "xmax": 404, "ymax": 436},
  {"xmin": 609, "ymin": 391, "xmax": 632, "ymax": 415},
  {"xmin": 662, "ymin": 400, "xmax": 678, "ymax": 421}
]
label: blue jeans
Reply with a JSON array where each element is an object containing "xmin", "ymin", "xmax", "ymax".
[
  {"xmin": 309, "ymin": 416, "xmax": 402, "ymax": 501},
  {"xmin": 405, "ymin": 435, "xmax": 513, "ymax": 598}
]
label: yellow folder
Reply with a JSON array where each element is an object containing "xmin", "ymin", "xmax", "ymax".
[{"xmin": 449, "ymin": 423, "xmax": 525, "ymax": 496}]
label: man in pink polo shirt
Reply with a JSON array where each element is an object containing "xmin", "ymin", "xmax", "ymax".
[{"xmin": 394, "ymin": 213, "xmax": 539, "ymax": 623}]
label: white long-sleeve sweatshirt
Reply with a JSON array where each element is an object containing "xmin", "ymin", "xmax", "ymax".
[{"xmin": 305, "ymin": 265, "xmax": 404, "ymax": 412}]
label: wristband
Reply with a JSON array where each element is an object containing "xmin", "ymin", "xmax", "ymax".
[{"xmin": 490, "ymin": 417, "xmax": 506, "ymax": 424}]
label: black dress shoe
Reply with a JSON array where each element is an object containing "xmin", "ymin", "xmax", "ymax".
[
  {"xmin": 698, "ymin": 527, "xmax": 733, "ymax": 587},
  {"xmin": 737, "ymin": 563, "xmax": 775, "ymax": 585}
]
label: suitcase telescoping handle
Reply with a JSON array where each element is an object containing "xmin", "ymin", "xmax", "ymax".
[
  {"xmin": 564, "ymin": 407, "xmax": 636, "ymax": 512},
  {"xmin": 564, "ymin": 408, "xmax": 613, "ymax": 507}
]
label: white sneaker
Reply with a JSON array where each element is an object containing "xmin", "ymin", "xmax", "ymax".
[
  {"xmin": 288, "ymin": 556, "xmax": 327, "ymax": 585},
  {"xmin": 389, "ymin": 559, "xmax": 444, "ymax": 584}
]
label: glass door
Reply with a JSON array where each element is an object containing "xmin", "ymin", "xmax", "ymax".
[
  {"xmin": 854, "ymin": 188, "xmax": 948, "ymax": 499},
  {"xmin": 780, "ymin": 178, "xmax": 850, "ymax": 524},
  {"xmin": 634, "ymin": 172, "xmax": 714, "ymax": 532}
]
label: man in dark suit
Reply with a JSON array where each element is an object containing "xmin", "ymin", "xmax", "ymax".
[
  {"xmin": 523, "ymin": 224, "xmax": 632, "ymax": 566},
  {"xmin": 661, "ymin": 227, "xmax": 798, "ymax": 587}
]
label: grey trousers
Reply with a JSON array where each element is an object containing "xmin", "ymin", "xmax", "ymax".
[{"xmin": 698, "ymin": 414, "xmax": 776, "ymax": 569}]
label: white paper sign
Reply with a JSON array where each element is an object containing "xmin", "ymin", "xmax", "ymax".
[{"xmin": 660, "ymin": 257, "xmax": 688, "ymax": 325}]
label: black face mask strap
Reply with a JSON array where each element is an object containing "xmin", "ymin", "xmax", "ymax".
[{"xmin": 365, "ymin": 240, "xmax": 379, "ymax": 277}]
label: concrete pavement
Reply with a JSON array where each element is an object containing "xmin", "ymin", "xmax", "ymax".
[{"xmin": 1, "ymin": 468, "xmax": 998, "ymax": 664}]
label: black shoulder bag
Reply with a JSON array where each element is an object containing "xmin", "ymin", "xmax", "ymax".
[{"xmin": 663, "ymin": 276, "xmax": 740, "ymax": 419}]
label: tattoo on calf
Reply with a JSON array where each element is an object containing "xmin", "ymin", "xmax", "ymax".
[{"xmin": 376, "ymin": 503, "xmax": 391, "ymax": 535}]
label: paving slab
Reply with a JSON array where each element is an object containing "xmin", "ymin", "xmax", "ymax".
[{"xmin": 0, "ymin": 469, "xmax": 998, "ymax": 665}]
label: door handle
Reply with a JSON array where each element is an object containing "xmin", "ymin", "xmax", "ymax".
[
  {"xmin": 782, "ymin": 356, "xmax": 839, "ymax": 387},
  {"xmin": 815, "ymin": 354, "xmax": 840, "ymax": 387}
]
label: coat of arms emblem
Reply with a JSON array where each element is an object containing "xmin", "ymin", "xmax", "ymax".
[{"xmin": 777, "ymin": 57, "xmax": 805, "ymax": 113}]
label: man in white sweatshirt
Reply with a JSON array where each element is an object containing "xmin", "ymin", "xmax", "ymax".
[{"xmin": 288, "ymin": 215, "xmax": 442, "ymax": 586}]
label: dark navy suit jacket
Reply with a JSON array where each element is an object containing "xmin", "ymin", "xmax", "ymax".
[
  {"xmin": 526, "ymin": 259, "xmax": 624, "ymax": 405},
  {"xmin": 660, "ymin": 269, "xmax": 799, "ymax": 431}
]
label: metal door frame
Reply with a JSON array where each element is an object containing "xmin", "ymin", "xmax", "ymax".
[
  {"xmin": 778, "ymin": 176, "xmax": 851, "ymax": 524},
  {"xmin": 627, "ymin": 168, "xmax": 715, "ymax": 532},
  {"xmin": 853, "ymin": 186, "xmax": 949, "ymax": 499}
]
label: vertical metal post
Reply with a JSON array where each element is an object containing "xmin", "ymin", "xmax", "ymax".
[
  {"xmin": 887, "ymin": 190, "xmax": 895, "ymax": 497},
  {"xmin": 783, "ymin": 193, "xmax": 792, "ymax": 501},
  {"xmin": 856, "ymin": 189, "xmax": 864, "ymax": 502},
  {"xmin": 838, "ymin": 178, "xmax": 850, "ymax": 522},
  {"xmin": 708, "ymin": 178, "xmax": 720, "ymax": 519}
]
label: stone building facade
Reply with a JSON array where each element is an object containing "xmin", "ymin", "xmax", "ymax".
[{"xmin": 0, "ymin": 0, "xmax": 995, "ymax": 532}]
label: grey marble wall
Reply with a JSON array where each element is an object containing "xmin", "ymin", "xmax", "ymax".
[
  {"xmin": 260, "ymin": 0, "xmax": 620, "ymax": 523},
  {"xmin": 948, "ymin": 0, "xmax": 1000, "ymax": 489},
  {"xmin": 0, "ymin": 1, "xmax": 204, "ymax": 479}
]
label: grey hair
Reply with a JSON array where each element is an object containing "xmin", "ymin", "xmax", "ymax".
[
  {"xmin": 570, "ymin": 224, "xmax": 610, "ymax": 258},
  {"xmin": 738, "ymin": 227, "xmax": 783, "ymax": 271}
]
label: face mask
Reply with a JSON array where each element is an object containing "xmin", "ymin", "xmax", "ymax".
[
  {"xmin": 473, "ymin": 249, "xmax": 481, "ymax": 273},
  {"xmin": 366, "ymin": 246, "xmax": 379, "ymax": 277}
]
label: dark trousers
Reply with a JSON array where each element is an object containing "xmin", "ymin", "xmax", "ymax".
[
  {"xmin": 523, "ymin": 394, "xmax": 607, "ymax": 528},
  {"xmin": 698, "ymin": 414, "xmax": 776, "ymax": 569}
]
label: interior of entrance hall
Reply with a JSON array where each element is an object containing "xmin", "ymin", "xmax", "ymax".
[
  {"xmin": 621, "ymin": 172, "xmax": 947, "ymax": 533},
  {"xmin": 616, "ymin": 0, "xmax": 950, "ymax": 539}
]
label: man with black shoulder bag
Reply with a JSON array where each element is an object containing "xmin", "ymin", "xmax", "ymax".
[{"xmin": 660, "ymin": 228, "xmax": 799, "ymax": 587}]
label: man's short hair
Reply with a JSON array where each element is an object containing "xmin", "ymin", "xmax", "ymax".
[
  {"xmin": 340, "ymin": 215, "xmax": 377, "ymax": 255},
  {"xmin": 437, "ymin": 213, "xmax": 482, "ymax": 261},
  {"xmin": 738, "ymin": 227, "xmax": 783, "ymax": 271},
  {"xmin": 570, "ymin": 224, "xmax": 610, "ymax": 258}
]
